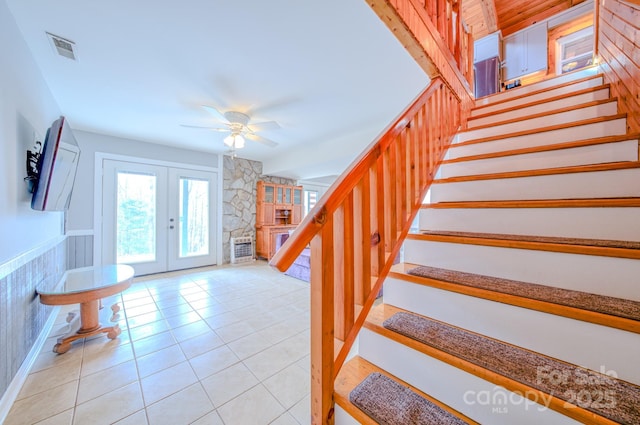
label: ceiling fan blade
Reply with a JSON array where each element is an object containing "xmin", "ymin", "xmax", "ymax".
[
  {"xmin": 202, "ymin": 105, "xmax": 228, "ymax": 123},
  {"xmin": 245, "ymin": 133, "xmax": 278, "ymax": 147},
  {"xmin": 248, "ymin": 121, "xmax": 280, "ymax": 132},
  {"xmin": 181, "ymin": 124, "xmax": 229, "ymax": 132}
]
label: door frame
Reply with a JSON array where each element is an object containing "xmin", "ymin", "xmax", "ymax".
[{"xmin": 94, "ymin": 152, "xmax": 223, "ymax": 270}]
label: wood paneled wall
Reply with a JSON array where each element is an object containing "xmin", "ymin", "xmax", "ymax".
[{"xmin": 597, "ymin": 0, "xmax": 640, "ymax": 133}]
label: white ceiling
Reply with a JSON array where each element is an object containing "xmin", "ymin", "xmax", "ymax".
[{"xmin": 5, "ymin": 0, "xmax": 429, "ymax": 181}]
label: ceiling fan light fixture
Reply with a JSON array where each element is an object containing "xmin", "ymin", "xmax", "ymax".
[{"xmin": 224, "ymin": 133, "xmax": 245, "ymax": 149}]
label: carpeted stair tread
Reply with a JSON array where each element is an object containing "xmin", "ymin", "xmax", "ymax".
[
  {"xmin": 421, "ymin": 230, "xmax": 640, "ymax": 250},
  {"xmin": 405, "ymin": 265, "xmax": 640, "ymax": 322},
  {"xmin": 350, "ymin": 372, "xmax": 469, "ymax": 425},
  {"xmin": 383, "ymin": 312, "xmax": 640, "ymax": 424}
]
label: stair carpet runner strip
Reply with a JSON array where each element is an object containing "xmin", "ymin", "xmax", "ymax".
[
  {"xmin": 420, "ymin": 230, "xmax": 640, "ymax": 250},
  {"xmin": 350, "ymin": 373, "xmax": 469, "ymax": 425},
  {"xmin": 405, "ymin": 265, "xmax": 640, "ymax": 322},
  {"xmin": 380, "ymin": 312, "xmax": 640, "ymax": 424}
]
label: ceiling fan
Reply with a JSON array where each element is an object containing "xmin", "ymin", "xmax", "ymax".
[{"xmin": 182, "ymin": 106, "xmax": 280, "ymax": 150}]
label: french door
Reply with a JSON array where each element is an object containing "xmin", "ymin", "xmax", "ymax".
[{"xmin": 102, "ymin": 160, "xmax": 217, "ymax": 275}]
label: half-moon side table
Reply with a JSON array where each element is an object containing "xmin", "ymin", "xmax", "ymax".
[{"xmin": 37, "ymin": 264, "xmax": 134, "ymax": 354}]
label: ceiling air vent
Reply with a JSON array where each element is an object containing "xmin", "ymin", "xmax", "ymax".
[{"xmin": 46, "ymin": 32, "xmax": 77, "ymax": 61}]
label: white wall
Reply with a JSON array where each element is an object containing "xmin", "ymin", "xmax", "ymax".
[
  {"xmin": 66, "ymin": 130, "xmax": 220, "ymax": 233},
  {"xmin": 298, "ymin": 180, "xmax": 332, "ymax": 202},
  {"xmin": 0, "ymin": 0, "xmax": 63, "ymax": 265}
]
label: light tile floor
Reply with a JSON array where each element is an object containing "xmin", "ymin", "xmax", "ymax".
[{"xmin": 5, "ymin": 261, "xmax": 311, "ymax": 425}]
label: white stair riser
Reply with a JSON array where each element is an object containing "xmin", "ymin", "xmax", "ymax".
[
  {"xmin": 359, "ymin": 329, "xmax": 579, "ymax": 425},
  {"xmin": 458, "ymin": 102, "xmax": 618, "ymax": 142},
  {"xmin": 439, "ymin": 140, "xmax": 638, "ymax": 178},
  {"xmin": 474, "ymin": 68, "xmax": 599, "ymax": 107},
  {"xmin": 431, "ymin": 169, "xmax": 640, "ymax": 202},
  {"xmin": 384, "ymin": 278, "xmax": 640, "ymax": 384},
  {"xmin": 335, "ymin": 406, "xmax": 360, "ymax": 425},
  {"xmin": 402, "ymin": 239, "xmax": 640, "ymax": 301},
  {"xmin": 448, "ymin": 119, "xmax": 628, "ymax": 158},
  {"xmin": 471, "ymin": 77, "xmax": 605, "ymax": 117},
  {"xmin": 468, "ymin": 88, "xmax": 610, "ymax": 128},
  {"xmin": 419, "ymin": 207, "xmax": 640, "ymax": 242}
]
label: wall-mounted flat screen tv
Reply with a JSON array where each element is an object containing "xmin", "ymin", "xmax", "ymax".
[{"xmin": 31, "ymin": 116, "xmax": 81, "ymax": 211}]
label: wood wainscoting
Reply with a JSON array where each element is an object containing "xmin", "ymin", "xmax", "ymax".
[{"xmin": 597, "ymin": 0, "xmax": 640, "ymax": 133}]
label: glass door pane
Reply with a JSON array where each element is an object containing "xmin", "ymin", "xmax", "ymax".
[
  {"xmin": 116, "ymin": 172, "xmax": 157, "ymax": 263},
  {"xmin": 168, "ymin": 168, "xmax": 217, "ymax": 271},
  {"xmin": 294, "ymin": 188, "xmax": 302, "ymax": 205},
  {"xmin": 178, "ymin": 177, "xmax": 210, "ymax": 258},
  {"xmin": 284, "ymin": 188, "xmax": 291, "ymax": 204},
  {"xmin": 102, "ymin": 160, "xmax": 168, "ymax": 276},
  {"xmin": 264, "ymin": 185, "xmax": 274, "ymax": 203},
  {"xmin": 277, "ymin": 186, "xmax": 283, "ymax": 204}
]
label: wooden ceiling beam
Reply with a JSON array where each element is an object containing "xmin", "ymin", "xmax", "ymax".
[{"xmin": 479, "ymin": 0, "xmax": 499, "ymax": 33}]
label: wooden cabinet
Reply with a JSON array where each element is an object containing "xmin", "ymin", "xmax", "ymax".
[
  {"xmin": 503, "ymin": 23, "xmax": 548, "ymax": 81},
  {"xmin": 256, "ymin": 225, "xmax": 296, "ymax": 261},
  {"xmin": 256, "ymin": 180, "xmax": 304, "ymax": 259}
]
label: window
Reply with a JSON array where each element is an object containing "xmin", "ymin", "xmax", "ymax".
[
  {"xmin": 557, "ymin": 26, "xmax": 593, "ymax": 74},
  {"xmin": 303, "ymin": 190, "xmax": 318, "ymax": 217}
]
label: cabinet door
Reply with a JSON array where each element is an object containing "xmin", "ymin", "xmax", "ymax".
[
  {"xmin": 263, "ymin": 205, "xmax": 275, "ymax": 225},
  {"xmin": 503, "ymin": 24, "xmax": 548, "ymax": 81},
  {"xmin": 524, "ymin": 23, "xmax": 548, "ymax": 75},
  {"xmin": 276, "ymin": 186, "xmax": 283, "ymax": 204},
  {"xmin": 284, "ymin": 187, "xmax": 291, "ymax": 204},
  {"xmin": 474, "ymin": 32, "xmax": 501, "ymax": 63},
  {"xmin": 263, "ymin": 184, "xmax": 274, "ymax": 204},
  {"xmin": 292, "ymin": 188, "xmax": 303, "ymax": 224},
  {"xmin": 503, "ymin": 32, "xmax": 524, "ymax": 81},
  {"xmin": 256, "ymin": 229, "xmax": 267, "ymax": 259}
]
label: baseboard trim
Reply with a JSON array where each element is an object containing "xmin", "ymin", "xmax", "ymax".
[{"xmin": 0, "ymin": 305, "xmax": 60, "ymax": 423}]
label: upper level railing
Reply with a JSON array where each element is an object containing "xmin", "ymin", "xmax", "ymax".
[
  {"xmin": 421, "ymin": 0, "xmax": 473, "ymax": 85},
  {"xmin": 375, "ymin": 0, "xmax": 474, "ymax": 93},
  {"xmin": 270, "ymin": 76, "xmax": 465, "ymax": 424}
]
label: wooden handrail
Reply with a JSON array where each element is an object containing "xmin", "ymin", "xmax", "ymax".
[{"xmin": 270, "ymin": 76, "xmax": 465, "ymax": 424}]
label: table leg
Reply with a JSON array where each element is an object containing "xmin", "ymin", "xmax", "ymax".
[
  {"xmin": 78, "ymin": 299, "xmax": 101, "ymax": 333},
  {"xmin": 52, "ymin": 299, "xmax": 124, "ymax": 354}
]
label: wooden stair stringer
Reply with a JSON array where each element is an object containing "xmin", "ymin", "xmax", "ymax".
[{"xmin": 365, "ymin": 304, "xmax": 623, "ymax": 425}]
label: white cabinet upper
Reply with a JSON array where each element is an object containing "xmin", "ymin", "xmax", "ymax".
[
  {"xmin": 474, "ymin": 31, "xmax": 502, "ymax": 63},
  {"xmin": 503, "ymin": 22, "xmax": 548, "ymax": 81}
]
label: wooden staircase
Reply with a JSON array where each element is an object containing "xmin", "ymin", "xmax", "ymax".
[{"xmin": 335, "ymin": 68, "xmax": 640, "ymax": 424}]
